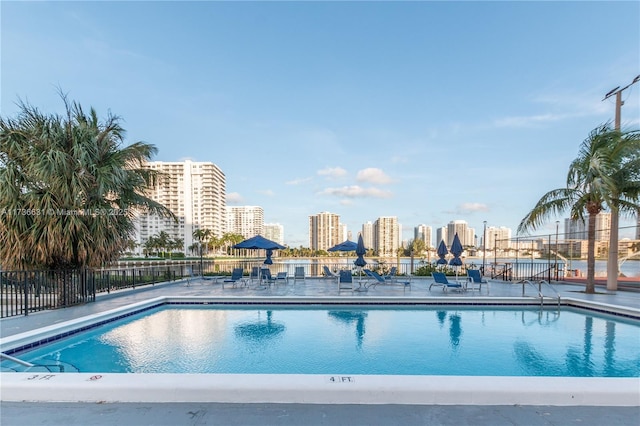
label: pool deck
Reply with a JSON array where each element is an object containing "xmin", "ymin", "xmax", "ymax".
[{"xmin": 1, "ymin": 276, "xmax": 639, "ymax": 425}]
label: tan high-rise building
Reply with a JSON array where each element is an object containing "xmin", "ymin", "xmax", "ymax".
[
  {"xmin": 135, "ymin": 160, "xmax": 226, "ymax": 255},
  {"xmin": 309, "ymin": 212, "xmax": 341, "ymax": 251},
  {"xmin": 374, "ymin": 216, "xmax": 399, "ymax": 257}
]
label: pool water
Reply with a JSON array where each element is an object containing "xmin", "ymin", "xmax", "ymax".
[{"xmin": 3, "ymin": 305, "xmax": 639, "ymax": 377}]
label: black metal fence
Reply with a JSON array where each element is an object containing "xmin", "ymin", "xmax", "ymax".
[
  {"xmin": 0, "ymin": 269, "xmax": 95, "ymax": 319},
  {"xmin": 0, "ymin": 262, "xmax": 218, "ymax": 319}
]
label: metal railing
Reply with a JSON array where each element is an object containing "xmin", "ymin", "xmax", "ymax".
[{"xmin": 521, "ymin": 279, "xmax": 561, "ymax": 308}]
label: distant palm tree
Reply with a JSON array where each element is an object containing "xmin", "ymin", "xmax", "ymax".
[
  {"xmin": 518, "ymin": 124, "xmax": 640, "ymax": 294},
  {"xmin": 0, "ymin": 94, "xmax": 173, "ymax": 270}
]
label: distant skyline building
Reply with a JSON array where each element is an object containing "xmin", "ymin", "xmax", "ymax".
[
  {"xmin": 564, "ymin": 213, "xmax": 611, "ymax": 241},
  {"xmin": 374, "ymin": 216, "xmax": 399, "ymax": 257},
  {"xmin": 362, "ymin": 221, "xmax": 374, "ymax": 250},
  {"xmin": 486, "ymin": 226, "xmax": 512, "ymax": 250},
  {"xmin": 264, "ymin": 223, "xmax": 284, "ymax": 246},
  {"xmin": 446, "ymin": 220, "xmax": 475, "ymax": 247},
  {"xmin": 134, "ymin": 160, "xmax": 226, "ymax": 255},
  {"xmin": 226, "ymin": 206, "xmax": 264, "ymax": 239},
  {"xmin": 436, "ymin": 226, "xmax": 447, "ymax": 247},
  {"xmin": 414, "ymin": 224, "xmax": 433, "ymax": 248},
  {"xmin": 309, "ymin": 211, "xmax": 341, "ymax": 251}
]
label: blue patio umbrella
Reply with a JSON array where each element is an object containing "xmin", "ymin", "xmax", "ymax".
[
  {"xmin": 328, "ymin": 240, "xmax": 358, "ymax": 268},
  {"xmin": 436, "ymin": 240, "xmax": 448, "ymax": 266},
  {"xmin": 449, "ymin": 233, "xmax": 464, "ymax": 280},
  {"xmin": 233, "ymin": 235, "xmax": 286, "ymax": 250},
  {"xmin": 328, "ymin": 240, "xmax": 358, "ymax": 252},
  {"xmin": 233, "ymin": 235, "xmax": 285, "ymax": 276},
  {"xmin": 354, "ymin": 234, "xmax": 367, "ymax": 289}
]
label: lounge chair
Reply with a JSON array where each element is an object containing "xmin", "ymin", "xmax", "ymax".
[
  {"xmin": 384, "ymin": 266, "xmax": 398, "ymax": 282},
  {"xmin": 338, "ymin": 270, "xmax": 353, "ymax": 291},
  {"xmin": 275, "ymin": 271, "xmax": 288, "ymax": 284},
  {"xmin": 365, "ymin": 269, "xmax": 411, "ymax": 291},
  {"xmin": 467, "ymin": 269, "xmax": 489, "ymax": 293},
  {"xmin": 323, "ymin": 266, "xmax": 339, "ymax": 280},
  {"xmin": 222, "ymin": 268, "xmax": 246, "ymax": 289},
  {"xmin": 429, "ymin": 272, "xmax": 465, "ymax": 292},
  {"xmin": 294, "ymin": 266, "xmax": 305, "ymax": 282},
  {"xmin": 363, "ymin": 269, "xmax": 384, "ymax": 288}
]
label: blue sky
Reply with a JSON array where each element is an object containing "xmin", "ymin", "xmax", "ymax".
[{"xmin": 2, "ymin": 1, "xmax": 639, "ymax": 247}]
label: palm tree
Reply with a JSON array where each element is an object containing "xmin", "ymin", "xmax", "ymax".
[
  {"xmin": 518, "ymin": 125, "xmax": 639, "ymax": 294},
  {"xmin": 0, "ymin": 94, "xmax": 173, "ymax": 270}
]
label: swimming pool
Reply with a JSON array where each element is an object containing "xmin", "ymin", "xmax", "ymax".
[
  {"xmin": 0, "ymin": 296, "xmax": 640, "ymax": 406},
  {"xmin": 3, "ymin": 302, "xmax": 639, "ymax": 377}
]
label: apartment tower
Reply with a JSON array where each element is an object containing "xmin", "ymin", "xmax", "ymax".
[
  {"xmin": 309, "ymin": 212, "xmax": 341, "ymax": 251},
  {"xmin": 135, "ymin": 160, "xmax": 226, "ymax": 254}
]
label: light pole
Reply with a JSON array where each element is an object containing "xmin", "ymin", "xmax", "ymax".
[
  {"xmin": 555, "ymin": 221, "xmax": 559, "ymax": 281},
  {"xmin": 494, "ymin": 233, "xmax": 498, "ymax": 277},
  {"xmin": 603, "ymin": 75, "xmax": 640, "ymax": 291},
  {"xmin": 482, "ymin": 221, "xmax": 487, "ymax": 276}
]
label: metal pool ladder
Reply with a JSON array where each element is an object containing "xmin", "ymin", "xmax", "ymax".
[
  {"xmin": 1, "ymin": 352, "xmax": 35, "ymax": 368},
  {"xmin": 521, "ymin": 279, "xmax": 561, "ymax": 308}
]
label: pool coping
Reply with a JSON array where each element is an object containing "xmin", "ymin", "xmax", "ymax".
[{"xmin": 1, "ymin": 296, "xmax": 639, "ymax": 406}]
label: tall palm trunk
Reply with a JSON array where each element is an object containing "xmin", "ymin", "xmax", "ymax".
[
  {"xmin": 585, "ymin": 212, "xmax": 597, "ymax": 294},
  {"xmin": 607, "ymin": 202, "xmax": 619, "ymax": 291}
]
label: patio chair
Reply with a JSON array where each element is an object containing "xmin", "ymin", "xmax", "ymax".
[
  {"xmin": 222, "ymin": 268, "xmax": 246, "ymax": 289},
  {"xmin": 323, "ymin": 266, "xmax": 339, "ymax": 280},
  {"xmin": 249, "ymin": 266, "xmax": 261, "ymax": 283},
  {"xmin": 429, "ymin": 272, "xmax": 465, "ymax": 292},
  {"xmin": 467, "ymin": 269, "xmax": 489, "ymax": 293},
  {"xmin": 294, "ymin": 266, "xmax": 306, "ymax": 282},
  {"xmin": 275, "ymin": 271, "xmax": 288, "ymax": 284},
  {"xmin": 338, "ymin": 270, "xmax": 353, "ymax": 291},
  {"xmin": 260, "ymin": 268, "xmax": 276, "ymax": 287}
]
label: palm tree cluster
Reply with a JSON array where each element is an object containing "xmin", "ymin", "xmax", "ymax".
[
  {"xmin": 518, "ymin": 124, "xmax": 640, "ymax": 293},
  {"xmin": 144, "ymin": 231, "xmax": 184, "ymax": 259},
  {"xmin": 0, "ymin": 94, "xmax": 173, "ymax": 270}
]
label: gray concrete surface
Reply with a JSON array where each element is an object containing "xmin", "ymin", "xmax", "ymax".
[{"xmin": 2, "ymin": 276, "xmax": 639, "ymax": 425}]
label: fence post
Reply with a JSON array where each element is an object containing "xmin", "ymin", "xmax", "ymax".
[{"xmin": 23, "ymin": 271, "xmax": 29, "ymax": 316}]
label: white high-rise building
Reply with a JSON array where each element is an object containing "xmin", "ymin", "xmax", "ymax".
[
  {"xmin": 264, "ymin": 223, "xmax": 285, "ymax": 246},
  {"xmin": 134, "ymin": 160, "xmax": 226, "ymax": 255},
  {"xmin": 227, "ymin": 206, "xmax": 264, "ymax": 239},
  {"xmin": 309, "ymin": 212, "xmax": 341, "ymax": 251}
]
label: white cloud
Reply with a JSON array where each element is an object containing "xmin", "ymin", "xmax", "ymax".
[
  {"xmin": 226, "ymin": 192, "xmax": 244, "ymax": 204},
  {"xmin": 318, "ymin": 167, "xmax": 347, "ymax": 179},
  {"xmin": 285, "ymin": 177, "xmax": 313, "ymax": 185},
  {"xmin": 356, "ymin": 168, "xmax": 393, "ymax": 184},
  {"xmin": 318, "ymin": 185, "xmax": 393, "ymax": 199},
  {"xmin": 493, "ymin": 113, "xmax": 564, "ymax": 128},
  {"xmin": 258, "ymin": 189, "xmax": 275, "ymax": 196},
  {"xmin": 458, "ymin": 202, "xmax": 490, "ymax": 213}
]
